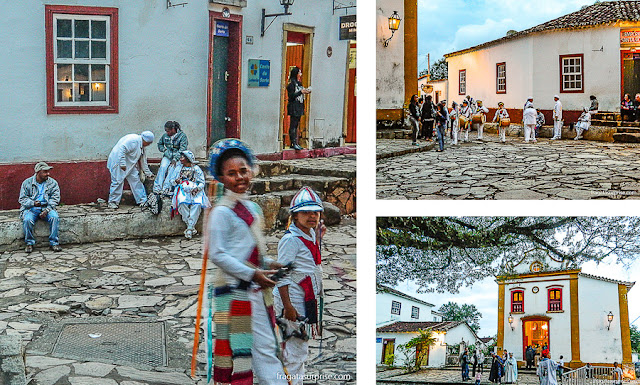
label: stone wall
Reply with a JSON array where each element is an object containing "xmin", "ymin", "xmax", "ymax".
[
  {"xmin": 0, "ymin": 335, "xmax": 26, "ymax": 385},
  {"xmin": 483, "ymin": 123, "xmax": 616, "ymax": 142}
]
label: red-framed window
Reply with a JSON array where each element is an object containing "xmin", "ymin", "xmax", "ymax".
[
  {"xmin": 45, "ymin": 5, "xmax": 119, "ymax": 114},
  {"xmin": 496, "ymin": 62, "xmax": 506, "ymax": 94},
  {"xmin": 548, "ymin": 288, "xmax": 562, "ymax": 311},
  {"xmin": 559, "ymin": 54, "xmax": 584, "ymax": 93},
  {"xmin": 511, "ymin": 290, "xmax": 524, "ymax": 313},
  {"xmin": 459, "ymin": 70, "xmax": 466, "ymax": 95}
]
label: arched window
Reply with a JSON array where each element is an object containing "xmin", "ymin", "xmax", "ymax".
[
  {"xmin": 511, "ymin": 290, "xmax": 524, "ymax": 313},
  {"xmin": 548, "ymin": 288, "xmax": 562, "ymax": 311}
]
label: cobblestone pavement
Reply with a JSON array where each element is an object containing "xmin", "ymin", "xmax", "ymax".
[
  {"xmin": 376, "ymin": 140, "xmax": 434, "ymax": 160},
  {"xmin": 377, "ymin": 134, "xmax": 640, "ymax": 200},
  {"xmin": 0, "ymin": 219, "xmax": 356, "ymax": 385},
  {"xmin": 376, "ymin": 367, "xmax": 541, "ymax": 384}
]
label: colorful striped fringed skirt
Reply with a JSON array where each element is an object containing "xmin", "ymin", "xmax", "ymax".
[{"xmin": 209, "ymin": 284, "xmax": 254, "ymax": 385}]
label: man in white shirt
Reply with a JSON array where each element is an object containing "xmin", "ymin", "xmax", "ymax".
[
  {"xmin": 107, "ymin": 131, "xmax": 155, "ymax": 209},
  {"xmin": 552, "ymin": 95, "xmax": 563, "ymax": 140},
  {"xmin": 523, "ymin": 104, "xmax": 538, "ymax": 143}
]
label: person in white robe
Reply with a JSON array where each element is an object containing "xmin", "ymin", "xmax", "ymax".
[
  {"xmin": 523, "ymin": 104, "xmax": 538, "ymax": 143},
  {"xmin": 107, "ymin": 131, "xmax": 155, "ymax": 209},
  {"xmin": 551, "ymin": 95, "xmax": 563, "ymax": 140},
  {"xmin": 493, "ymin": 102, "xmax": 510, "ymax": 143},
  {"xmin": 574, "ymin": 107, "xmax": 591, "ymax": 140},
  {"xmin": 170, "ymin": 150, "xmax": 210, "ymax": 239},
  {"xmin": 473, "ymin": 100, "xmax": 489, "ymax": 140},
  {"xmin": 505, "ymin": 352, "xmax": 518, "ymax": 383},
  {"xmin": 537, "ymin": 354, "xmax": 559, "ymax": 385},
  {"xmin": 450, "ymin": 101, "xmax": 460, "ymax": 145}
]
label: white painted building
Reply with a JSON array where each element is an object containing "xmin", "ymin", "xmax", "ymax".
[
  {"xmin": 0, "ymin": 1, "xmax": 355, "ymax": 209},
  {"xmin": 497, "ymin": 256, "xmax": 635, "ymax": 369},
  {"xmin": 376, "ymin": 285, "xmax": 482, "ymax": 368},
  {"xmin": 417, "ymin": 75, "xmax": 448, "ymax": 105},
  {"xmin": 444, "ymin": 1, "xmax": 640, "ymax": 123}
]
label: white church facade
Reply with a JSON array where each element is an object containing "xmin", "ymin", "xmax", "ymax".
[{"xmin": 496, "ymin": 258, "xmax": 634, "ymax": 370}]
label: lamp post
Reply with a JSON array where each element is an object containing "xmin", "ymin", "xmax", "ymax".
[
  {"xmin": 261, "ymin": 0, "xmax": 295, "ymax": 37},
  {"xmin": 383, "ymin": 11, "xmax": 401, "ymax": 47},
  {"xmin": 607, "ymin": 311, "xmax": 614, "ymax": 330}
]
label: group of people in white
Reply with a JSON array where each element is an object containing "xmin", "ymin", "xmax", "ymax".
[
  {"xmin": 409, "ymin": 94, "xmax": 600, "ymax": 149},
  {"xmin": 106, "ymin": 121, "xmax": 209, "ymax": 239}
]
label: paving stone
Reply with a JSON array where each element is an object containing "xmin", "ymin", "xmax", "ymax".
[
  {"xmin": 25, "ymin": 303, "xmax": 70, "ymax": 313},
  {"xmin": 144, "ymin": 277, "xmax": 177, "ymax": 287},
  {"xmin": 115, "ymin": 366, "xmax": 194, "ymax": 384},
  {"xmin": 72, "ymin": 362, "xmax": 116, "ymax": 376},
  {"xmin": 25, "ymin": 356, "xmax": 76, "ymax": 369},
  {"xmin": 117, "ymin": 295, "xmax": 163, "ymax": 308},
  {"xmin": 33, "ymin": 365, "xmax": 71, "ymax": 385},
  {"xmin": 69, "ymin": 377, "xmax": 118, "ymax": 385}
]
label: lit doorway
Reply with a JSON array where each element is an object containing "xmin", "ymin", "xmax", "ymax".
[{"xmin": 522, "ymin": 318, "xmax": 550, "ymax": 360}]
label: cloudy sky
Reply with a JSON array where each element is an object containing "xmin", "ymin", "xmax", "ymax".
[
  {"xmin": 392, "ymin": 257, "xmax": 640, "ymax": 338},
  {"xmin": 418, "ymin": 0, "xmax": 598, "ymax": 72}
]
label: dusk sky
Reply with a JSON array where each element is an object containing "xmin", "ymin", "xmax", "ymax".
[
  {"xmin": 418, "ymin": 0, "xmax": 598, "ymax": 72},
  {"xmin": 392, "ymin": 257, "xmax": 640, "ymax": 338}
]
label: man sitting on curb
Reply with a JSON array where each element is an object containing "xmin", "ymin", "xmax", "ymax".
[{"xmin": 18, "ymin": 162, "xmax": 62, "ymax": 253}]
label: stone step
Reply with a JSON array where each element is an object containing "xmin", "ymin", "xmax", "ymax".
[
  {"xmin": 593, "ymin": 112, "xmax": 620, "ymax": 121},
  {"xmin": 615, "ymin": 126, "xmax": 640, "ymax": 134},
  {"xmin": 250, "ymin": 174, "xmax": 350, "ymax": 196},
  {"xmin": 591, "ymin": 119, "xmax": 640, "ymax": 128},
  {"xmin": 377, "ymin": 128, "xmax": 413, "ymax": 140},
  {"xmin": 613, "ymin": 132, "xmax": 640, "ymax": 143}
]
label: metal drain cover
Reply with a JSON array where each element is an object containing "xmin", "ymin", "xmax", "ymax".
[{"xmin": 52, "ymin": 322, "xmax": 167, "ymax": 367}]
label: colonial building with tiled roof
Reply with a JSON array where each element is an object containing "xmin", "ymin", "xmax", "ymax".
[{"xmin": 444, "ymin": 0, "xmax": 640, "ymax": 126}]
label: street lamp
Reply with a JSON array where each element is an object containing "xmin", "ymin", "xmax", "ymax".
[
  {"xmin": 383, "ymin": 11, "xmax": 401, "ymax": 47},
  {"xmin": 607, "ymin": 311, "xmax": 614, "ymax": 330},
  {"xmin": 261, "ymin": 0, "xmax": 295, "ymax": 37},
  {"xmin": 508, "ymin": 314, "xmax": 514, "ymax": 331}
]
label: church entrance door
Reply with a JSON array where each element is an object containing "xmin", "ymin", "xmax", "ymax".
[{"xmin": 522, "ymin": 318, "xmax": 549, "ymax": 361}]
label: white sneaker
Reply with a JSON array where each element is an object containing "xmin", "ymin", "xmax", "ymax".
[
  {"xmin": 107, "ymin": 202, "xmax": 118, "ymax": 209},
  {"xmin": 184, "ymin": 229, "xmax": 193, "ymax": 239}
]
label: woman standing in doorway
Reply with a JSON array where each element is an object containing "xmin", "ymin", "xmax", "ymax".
[{"xmin": 287, "ymin": 66, "xmax": 311, "ymax": 150}]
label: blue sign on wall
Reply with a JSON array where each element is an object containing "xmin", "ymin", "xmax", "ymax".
[
  {"xmin": 248, "ymin": 59, "xmax": 270, "ymax": 87},
  {"xmin": 215, "ymin": 20, "xmax": 229, "ymax": 37},
  {"xmin": 376, "ymin": 338, "xmax": 382, "ymax": 343}
]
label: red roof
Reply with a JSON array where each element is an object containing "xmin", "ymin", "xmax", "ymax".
[{"xmin": 377, "ymin": 320, "xmax": 464, "ymax": 333}]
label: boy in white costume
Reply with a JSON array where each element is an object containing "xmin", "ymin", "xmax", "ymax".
[
  {"xmin": 170, "ymin": 150, "xmax": 210, "ymax": 239},
  {"xmin": 473, "ymin": 100, "xmax": 489, "ymax": 140},
  {"xmin": 107, "ymin": 131, "xmax": 155, "ymax": 209},
  {"xmin": 523, "ymin": 104, "xmax": 538, "ymax": 143},
  {"xmin": 552, "ymin": 95, "xmax": 563, "ymax": 140},
  {"xmin": 274, "ymin": 186, "xmax": 325, "ymax": 385},
  {"xmin": 493, "ymin": 102, "xmax": 510, "ymax": 143}
]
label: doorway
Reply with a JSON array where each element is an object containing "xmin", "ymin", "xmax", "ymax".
[
  {"xmin": 208, "ymin": 12, "xmax": 242, "ymax": 147},
  {"xmin": 345, "ymin": 41, "xmax": 356, "ymax": 144},
  {"xmin": 522, "ymin": 319, "xmax": 550, "ymax": 360},
  {"xmin": 622, "ymin": 50, "xmax": 640, "ymax": 101},
  {"xmin": 381, "ymin": 339, "xmax": 395, "ymax": 364},
  {"xmin": 281, "ymin": 26, "xmax": 313, "ymax": 150}
]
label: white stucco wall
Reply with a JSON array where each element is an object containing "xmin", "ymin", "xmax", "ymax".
[
  {"xmin": 578, "ymin": 275, "xmax": 624, "ymax": 363},
  {"xmin": 376, "ymin": 291, "xmax": 435, "ymax": 325},
  {"xmin": 446, "ymin": 26, "xmax": 622, "ymax": 112},
  {"xmin": 375, "ymin": 330, "xmax": 448, "ymax": 367},
  {"xmin": 502, "ymin": 275, "xmax": 573, "ymax": 361},
  {"xmin": 376, "ymin": 0, "xmax": 405, "ymax": 110},
  {"xmin": 417, "ymin": 78, "xmax": 448, "ymax": 105},
  {"xmin": 0, "ymin": 1, "xmax": 350, "ymax": 163}
]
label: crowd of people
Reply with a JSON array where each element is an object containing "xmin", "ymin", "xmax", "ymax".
[{"xmin": 407, "ymin": 94, "xmax": 601, "ymax": 150}]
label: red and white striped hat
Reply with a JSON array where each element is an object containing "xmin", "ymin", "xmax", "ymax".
[{"xmin": 290, "ymin": 186, "xmax": 324, "ymax": 213}]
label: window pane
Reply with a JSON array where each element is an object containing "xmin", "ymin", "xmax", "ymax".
[
  {"xmin": 57, "ymin": 83, "xmax": 73, "ymax": 102},
  {"xmin": 91, "ymin": 83, "xmax": 106, "ymax": 101},
  {"xmin": 91, "ymin": 41, "xmax": 106, "ymax": 59},
  {"xmin": 57, "ymin": 19, "xmax": 72, "ymax": 37},
  {"xmin": 57, "ymin": 39, "xmax": 72, "ymax": 58},
  {"xmin": 91, "ymin": 64, "xmax": 106, "ymax": 81},
  {"xmin": 75, "ymin": 64, "xmax": 89, "ymax": 81},
  {"xmin": 91, "ymin": 20, "xmax": 106, "ymax": 39},
  {"xmin": 75, "ymin": 83, "xmax": 90, "ymax": 101},
  {"xmin": 57, "ymin": 64, "xmax": 72, "ymax": 81},
  {"xmin": 75, "ymin": 19, "xmax": 90, "ymax": 38},
  {"xmin": 75, "ymin": 40, "xmax": 89, "ymax": 59}
]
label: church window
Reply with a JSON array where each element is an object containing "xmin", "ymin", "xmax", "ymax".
[
  {"xmin": 391, "ymin": 300, "xmax": 401, "ymax": 315},
  {"xmin": 511, "ymin": 290, "xmax": 524, "ymax": 312},
  {"xmin": 548, "ymin": 288, "xmax": 562, "ymax": 311}
]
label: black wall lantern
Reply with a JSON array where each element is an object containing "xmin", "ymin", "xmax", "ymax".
[
  {"xmin": 262, "ymin": 0, "xmax": 295, "ymax": 37},
  {"xmin": 383, "ymin": 11, "xmax": 401, "ymax": 47}
]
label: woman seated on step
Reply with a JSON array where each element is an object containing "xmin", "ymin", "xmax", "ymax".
[{"xmin": 169, "ymin": 150, "xmax": 210, "ymax": 239}]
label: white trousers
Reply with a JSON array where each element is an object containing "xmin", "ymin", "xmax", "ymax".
[
  {"xmin": 274, "ymin": 291, "xmax": 308, "ymax": 385},
  {"xmin": 575, "ymin": 127, "xmax": 584, "ymax": 140},
  {"xmin": 498, "ymin": 125, "xmax": 507, "ymax": 142},
  {"xmin": 249, "ymin": 289, "xmax": 289, "ymax": 385},
  {"xmin": 473, "ymin": 123, "xmax": 484, "ymax": 139},
  {"xmin": 553, "ymin": 120, "xmax": 563, "ymax": 139},
  {"xmin": 178, "ymin": 203, "xmax": 201, "ymax": 230},
  {"xmin": 108, "ymin": 166, "xmax": 147, "ymax": 205},
  {"xmin": 153, "ymin": 157, "xmax": 178, "ymax": 193},
  {"xmin": 524, "ymin": 124, "xmax": 536, "ymax": 142},
  {"xmin": 452, "ymin": 123, "xmax": 459, "ymax": 145}
]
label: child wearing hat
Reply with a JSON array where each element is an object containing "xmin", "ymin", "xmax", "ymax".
[
  {"xmin": 169, "ymin": 150, "xmax": 210, "ymax": 239},
  {"xmin": 206, "ymin": 139, "xmax": 288, "ymax": 385},
  {"xmin": 273, "ymin": 187, "xmax": 326, "ymax": 384}
]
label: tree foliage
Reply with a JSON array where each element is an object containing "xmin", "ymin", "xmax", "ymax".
[
  {"xmin": 438, "ymin": 302, "xmax": 482, "ymax": 332},
  {"xmin": 377, "ymin": 217, "xmax": 640, "ymax": 292},
  {"xmin": 397, "ymin": 328, "xmax": 437, "ymax": 372},
  {"xmin": 631, "ymin": 325, "xmax": 640, "ymax": 353},
  {"xmin": 429, "ymin": 58, "xmax": 448, "ymax": 81}
]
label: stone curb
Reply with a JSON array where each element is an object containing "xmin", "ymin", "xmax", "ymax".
[
  {"xmin": 376, "ymin": 141, "xmax": 437, "ymax": 160},
  {"xmin": 0, "ymin": 335, "xmax": 27, "ymax": 385}
]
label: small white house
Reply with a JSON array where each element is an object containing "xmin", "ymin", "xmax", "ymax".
[
  {"xmin": 445, "ymin": 1, "xmax": 640, "ymax": 123},
  {"xmin": 497, "ymin": 256, "xmax": 635, "ymax": 369},
  {"xmin": 376, "ymin": 285, "xmax": 482, "ymax": 367},
  {"xmin": 417, "ymin": 75, "xmax": 448, "ymax": 105}
]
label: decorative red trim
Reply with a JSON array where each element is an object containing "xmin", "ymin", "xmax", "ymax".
[
  {"xmin": 45, "ymin": 5, "xmax": 119, "ymax": 114},
  {"xmin": 496, "ymin": 62, "xmax": 506, "ymax": 94},
  {"xmin": 459, "ymin": 69, "xmax": 466, "ymax": 95},
  {"xmin": 511, "ymin": 290, "xmax": 524, "ymax": 313},
  {"xmin": 547, "ymin": 288, "xmax": 562, "ymax": 311},
  {"xmin": 206, "ymin": 11, "xmax": 243, "ymax": 146},
  {"xmin": 559, "ymin": 53, "xmax": 584, "ymax": 94}
]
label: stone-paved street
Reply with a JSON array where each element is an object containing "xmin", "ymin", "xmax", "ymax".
[
  {"xmin": 377, "ymin": 135, "xmax": 640, "ymax": 200},
  {"xmin": 0, "ymin": 219, "xmax": 356, "ymax": 385},
  {"xmin": 377, "ymin": 367, "xmax": 541, "ymax": 385}
]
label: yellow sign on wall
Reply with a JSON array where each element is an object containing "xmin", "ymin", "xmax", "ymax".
[{"xmin": 621, "ymin": 29, "xmax": 640, "ymax": 45}]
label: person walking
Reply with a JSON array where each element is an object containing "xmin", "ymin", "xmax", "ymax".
[
  {"xmin": 525, "ymin": 345, "xmax": 535, "ymax": 369},
  {"xmin": 450, "ymin": 101, "xmax": 460, "ymax": 145},
  {"xmin": 613, "ymin": 362, "xmax": 623, "ymax": 385},
  {"xmin": 409, "ymin": 94, "xmax": 421, "ymax": 146},
  {"xmin": 551, "ymin": 95, "xmax": 563, "ymax": 140},
  {"xmin": 493, "ymin": 102, "xmax": 510, "ymax": 143},
  {"xmin": 421, "ymin": 95, "xmax": 436, "ymax": 141},
  {"xmin": 461, "ymin": 347, "xmax": 470, "ymax": 381},
  {"xmin": 504, "ymin": 352, "xmax": 518, "ymax": 384},
  {"xmin": 473, "ymin": 100, "xmax": 489, "ymax": 141},
  {"xmin": 287, "ymin": 66, "xmax": 311, "ymax": 150},
  {"xmin": 489, "ymin": 352, "xmax": 504, "ymax": 384},
  {"xmin": 460, "ymin": 100, "xmax": 473, "ymax": 142},
  {"xmin": 537, "ymin": 352, "xmax": 559, "ymax": 385},
  {"xmin": 435, "ymin": 101, "xmax": 448, "ymax": 152},
  {"xmin": 478, "ymin": 350, "xmax": 485, "ymax": 374}
]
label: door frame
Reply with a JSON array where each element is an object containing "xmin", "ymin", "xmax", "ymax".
[
  {"xmin": 381, "ymin": 338, "xmax": 395, "ymax": 364},
  {"xmin": 521, "ymin": 316, "xmax": 551, "ymax": 360},
  {"xmin": 207, "ymin": 11, "xmax": 243, "ymax": 146},
  {"xmin": 279, "ymin": 23, "xmax": 314, "ymax": 151},
  {"xmin": 342, "ymin": 41, "xmax": 356, "ymax": 144}
]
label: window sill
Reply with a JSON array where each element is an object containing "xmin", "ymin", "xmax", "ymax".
[
  {"xmin": 510, "ymin": 311, "xmax": 525, "ymax": 315},
  {"xmin": 47, "ymin": 105, "xmax": 118, "ymax": 115},
  {"xmin": 547, "ymin": 310, "xmax": 564, "ymax": 313}
]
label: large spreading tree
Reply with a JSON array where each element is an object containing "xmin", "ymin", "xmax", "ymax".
[
  {"xmin": 377, "ymin": 217, "xmax": 640, "ymax": 293},
  {"xmin": 438, "ymin": 302, "xmax": 482, "ymax": 332}
]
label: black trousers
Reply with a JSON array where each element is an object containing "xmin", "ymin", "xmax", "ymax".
[
  {"xmin": 289, "ymin": 115, "xmax": 301, "ymax": 146},
  {"xmin": 422, "ymin": 119, "xmax": 434, "ymax": 139}
]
